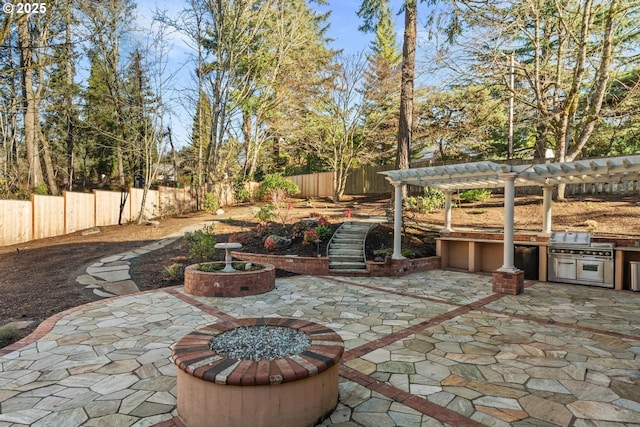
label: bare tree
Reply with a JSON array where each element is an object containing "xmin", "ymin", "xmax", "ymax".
[{"xmin": 306, "ymin": 53, "xmax": 379, "ymax": 202}]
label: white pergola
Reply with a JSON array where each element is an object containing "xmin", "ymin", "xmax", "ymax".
[{"xmin": 380, "ymin": 155, "xmax": 640, "ymax": 273}]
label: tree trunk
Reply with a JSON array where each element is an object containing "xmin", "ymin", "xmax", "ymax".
[
  {"xmin": 394, "ymin": 0, "xmax": 417, "ymax": 199},
  {"xmin": 17, "ymin": 17, "xmax": 44, "ymax": 188},
  {"xmin": 39, "ymin": 127, "xmax": 59, "ymax": 195},
  {"xmin": 65, "ymin": 2, "xmax": 74, "ymax": 191},
  {"xmin": 396, "ymin": 1, "xmax": 416, "ymax": 171}
]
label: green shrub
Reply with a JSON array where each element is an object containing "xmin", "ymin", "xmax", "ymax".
[
  {"xmin": 255, "ymin": 204, "xmax": 277, "ymax": 223},
  {"xmin": 202, "ymin": 192, "xmax": 220, "ymax": 214},
  {"xmin": 0, "ymin": 325, "xmax": 20, "ymax": 348},
  {"xmin": 162, "ymin": 263, "xmax": 184, "ymax": 281},
  {"xmin": 235, "ymin": 187, "xmax": 252, "ymax": 203},
  {"xmin": 314, "ymin": 225, "xmax": 332, "ymax": 240},
  {"xmin": 257, "ymin": 173, "xmax": 300, "ymax": 199},
  {"xmin": 198, "ymin": 262, "xmax": 263, "ymax": 272},
  {"xmin": 405, "ymin": 187, "xmax": 446, "ymax": 213},
  {"xmin": 422, "ymin": 187, "xmax": 446, "ymax": 210},
  {"xmin": 401, "ymin": 248, "xmax": 416, "ymax": 258},
  {"xmin": 459, "ymin": 189, "xmax": 491, "ymax": 203},
  {"xmin": 232, "ymin": 178, "xmax": 253, "ymax": 203},
  {"xmin": 32, "ymin": 182, "xmax": 49, "ymax": 195},
  {"xmin": 185, "ymin": 224, "xmax": 217, "ymax": 261}
]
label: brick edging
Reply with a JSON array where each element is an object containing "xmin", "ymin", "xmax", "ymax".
[
  {"xmin": 172, "ymin": 317, "xmax": 344, "ymax": 386},
  {"xmin": 0, "ymin": 286, "xmax": 184, "ymax": 356}
]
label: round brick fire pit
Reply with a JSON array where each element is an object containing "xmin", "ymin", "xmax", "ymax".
[
  {"xmin": 173, "ymin": 318, "xmax": 344, "ymax": 427},
  {"xmin": 183, "ymin": 262, "xmax": 275, "ymax": 297}
]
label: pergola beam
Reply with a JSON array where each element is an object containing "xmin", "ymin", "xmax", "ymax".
[{"xmin": 379, "ymin": 155, "xmax": 640, "ymax": 267}]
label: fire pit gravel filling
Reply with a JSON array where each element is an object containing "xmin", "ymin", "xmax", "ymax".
[{"xmin": 209, "ymin": 325, "xmax": 311, "ymax": 361}]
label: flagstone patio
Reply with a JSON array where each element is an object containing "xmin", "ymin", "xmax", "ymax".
[{"xmin": 1, "ymin": 270, "xmax": 639, "ymax": 426}]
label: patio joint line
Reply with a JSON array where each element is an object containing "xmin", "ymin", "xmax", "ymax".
[
  {"xmin": 339, "ymin": 364, "xmax": 484, "ymax": 427},
  {"xmin": 164, "ymin": 287, "xmax": 239, "ymax": 324},
  {"xmin": 320, "ymin": 275, "xmax": 477, "ymax": 308},
  {"xmin": 327, "ymin": 275, "xmax": 640, "ymax": 343},
  {"xmin": 342, "ymin": 292, "xmax": 505, "ymax": 362},
  {"xmin": 478, "ymin": 304, "xmax": 640, "ymax": 342}
]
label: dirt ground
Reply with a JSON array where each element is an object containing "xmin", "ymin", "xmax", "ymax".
[{"xmin": 2, "ymin": 193, "xmax": 640, "ymax": 346}]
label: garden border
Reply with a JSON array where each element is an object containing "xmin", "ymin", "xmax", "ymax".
[{"xmin": 231, "ymin": 251, "xmax": 440, "ymax": 277}]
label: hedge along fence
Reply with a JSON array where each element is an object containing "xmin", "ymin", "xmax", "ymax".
[{"xmin": 0, "ymin": 185, "xmax": 204, "ymax": 247}]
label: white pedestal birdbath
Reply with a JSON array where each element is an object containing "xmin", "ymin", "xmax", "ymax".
[{"xmin": 215, "ymin": 243, "xmax": 243, "ymax": 272}]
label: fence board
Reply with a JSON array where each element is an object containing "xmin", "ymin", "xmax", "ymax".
[
  {"xmin": 95, "ymin": 190, "xmax": 131, "ymax": 226},
  {"xmin": 64, "ymin": 192, "xmax": 96, "ymax": 233},
  {"xmin": 345, "ymin": 164, "xmax": 394, "ymax": 195},
  {"xmin": 287, "ymin": 172, "xmax": 334, "ymax": 198},
  {"xmin": 1, "ymin": 185, "xmax": 202, "ymax": 247},
  {"xmin": 159, "ymin": 186, "xmax": 199, "ymax": 214},
  {"xmin": 130, "ymin": 188, "xmax": 159, "ymax": 221},
  {"xmin": 32, "ymin": 195, "xmax": 64, "ymax": 240},
  {"xmin": 0, "ymin": 200, "xmax": 31, "ymax": 246}
]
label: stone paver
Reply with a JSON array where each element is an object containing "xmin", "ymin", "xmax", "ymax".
[{"xmin": 1, "ymin": 229, "xmax": 640, "ymax": 426}]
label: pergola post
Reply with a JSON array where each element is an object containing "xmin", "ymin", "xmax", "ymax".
[
  {"xmin": 443, "ymin": 191, "xmax": 453, "ymax": 232},
  {"xmin": 542, "ymin": 185, "xmax": 553, "ymax": 234},
  {"xmin": 493, "ymin": 172, "xmax": 524, "ymax": 295},
  {"xmin": 392, "ymin": 182, "xmax": 405, "ymax": 260},
  {"xmin": 498, "ymin": 172, "xmax": 517, "ymax": 272}
]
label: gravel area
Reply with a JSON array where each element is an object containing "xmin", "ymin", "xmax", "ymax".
[{"xmin": 209, "ymin": 325, "xmax": 311, "ymax": 360}]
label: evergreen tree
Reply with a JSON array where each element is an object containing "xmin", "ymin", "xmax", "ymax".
[
  {"xmin": 41, "ymin": 0, "xmax": 81, "ymax": 191},
  {"xmin": 360, "ymin": 1, "xmax": 401, "ymax": 165}
]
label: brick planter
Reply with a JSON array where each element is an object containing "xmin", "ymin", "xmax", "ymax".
[
  {"xmin": 184, "ymin": 262, "xmax": 275, "ymax": 297},
  {"xmin": 173, "ymin": 318, "xmax": 344, "ymax": 427}
]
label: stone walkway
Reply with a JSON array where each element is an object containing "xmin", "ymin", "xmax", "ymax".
[
  {"xmin": 75, "ymin": 222, "xmax": 209, "ymax": 299},
  {"xmin": 1, "ymin": 244, "xmax": 639, "ymax": 426}
]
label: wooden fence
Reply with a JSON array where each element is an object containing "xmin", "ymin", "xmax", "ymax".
[
  {"xmin": 286, "ymin": 164, "xmax": 640, "ymax": 199},
  {"xmin": 286, "ymin": 166, "xmax": 395, "ymax": 199},
  {"xmin": 0, "ymin": 185, "xmax": 206, "ymax": 247},
  {"xmin": 514, "ymin": 181, "xmax": 640, "ymax": 197}
]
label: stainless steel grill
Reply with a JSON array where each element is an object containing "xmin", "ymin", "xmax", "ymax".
[{"xmin": 547, "ymin": 231, "xmax": 614, "ymax": 288}]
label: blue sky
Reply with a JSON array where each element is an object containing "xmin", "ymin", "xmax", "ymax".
[{"xmin": 133, "ymin": 0, "xmax": 407, "ymax": 148}]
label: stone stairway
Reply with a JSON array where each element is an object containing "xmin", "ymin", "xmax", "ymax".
[{"xmin": 328, "ymin": 221, "xmax": 376, "ymax": 273}]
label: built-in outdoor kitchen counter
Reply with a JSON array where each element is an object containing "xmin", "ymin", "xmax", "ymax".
[
  {"xmin": 436, "ymin": 230, "xmax": 640, "ymax": 291},
  {"xmin": 436, "ymin": 229, "xmax": 550, "ymax": 282},
  {"xmin": 613, "ymin": 244, "xmax": 640, "ymax": 291}
]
